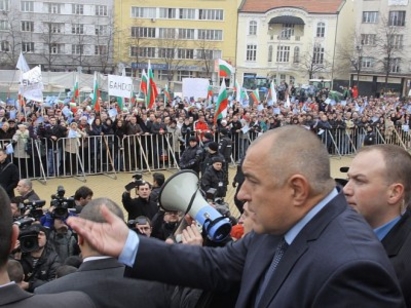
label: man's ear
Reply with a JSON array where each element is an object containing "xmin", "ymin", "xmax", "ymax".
[
  {"xmin": 387, "ymin": 183, "xmax": 404, "ymax": 205},
  {"xmin": 289, "ymin": 175, "xmax": 309, "ymax": 206},
  {"xmin": 9, "ymin": 225, "xmax": 19, "ymax": 254},
  {"xmin": 78, "ymin": 234, "xmax": 84, "ymax": 246}
]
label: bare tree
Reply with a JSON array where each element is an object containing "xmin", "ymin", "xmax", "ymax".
[
  {"xmin": 375, "ymin": 16, "xmax": 405, "ymax": 89},
  {"xmin": 38, "ymin": 15, "xmax": 64, "ymax": 71},
  {"xmin": 68, "ymin": 16, "xmax": 88, "ymax": 69},
  {"xmin": 0, "ymin": 8, "xmax": 22, "ymax": 69},
  {"xmin": 195, "ymin": 39, "xmax": 217, "ymax": 79},
  {"xmin": 296, "ymin": 44, "xmax": 332, "ymax": 80},
  {"xmin": 93, "ymin": 14, "xmax": 115, "ymax": 73}
]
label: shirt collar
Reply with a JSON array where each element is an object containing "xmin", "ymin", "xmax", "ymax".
[
  {"xmin": 374, "ymin": 216, "xmax": 402, "ymax": 241},
  {"xmin": 285, "ymin": 188, "xmax": 338, "ymax": 245},
  {"xmin": 82, "ymin": 256, "xmax": 111, "ymax": 263}
]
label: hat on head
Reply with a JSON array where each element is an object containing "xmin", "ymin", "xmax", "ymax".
[
  {"xmin": 208, "ymin": 142, "xmax": 218, "ymax": 152},
  {"xmin": 189, "ymin": 136, "xmax": 198, "ymax": 142},
  {"xmin": 211, "ymin": 156, "xmax": 224, "ymax": 164},
  {"xmin": 204, "ymin": 133, "xmax": 213, "ymax": 140}
]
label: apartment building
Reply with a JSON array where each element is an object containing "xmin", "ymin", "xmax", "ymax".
[
  {"xmin": 353, "ymin": 0, "xmax": 411, "ymax": 96},
  {"xmin": 0, "ymin": 0, "xmax": 114, "ymax": 72},
  {"xmin": 114, "ymin": 0, "xmax": 242, "ymax": 85},
  {"xmin": 236, "ymin": 0, "xmax": 354, "ymax": 88}
]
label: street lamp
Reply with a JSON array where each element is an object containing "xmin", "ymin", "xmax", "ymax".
[{"xmin": 355, "ymin": 45, "xmax": 363, "ymax": 90}]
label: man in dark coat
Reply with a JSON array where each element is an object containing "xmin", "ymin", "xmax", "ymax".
[
  {"xmin": 179, "ymin": 137, "xmax": 203, "ymax": 175},
  {"xmin": 200, "ymin": 156, "xmax": 227, "ymax": 199},
  {"xmin": 0, "ymin": 149, "xmax": 19, "ymax": 198},
  {"xmin": 122, "ymin": 182, "xmax": 158, "ymax": 222}
]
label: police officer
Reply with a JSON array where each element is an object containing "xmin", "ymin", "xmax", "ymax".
[
  {"xmin": 179, "ymin": 136, "xmax": 203, "ymax": 175},
  {"xmin": 218, "ymin": 128, "xmax": 232, "ymax": 183},
  {"xmin": 200, "ymin": 156, "xmax": 227, "ymax": 199}
]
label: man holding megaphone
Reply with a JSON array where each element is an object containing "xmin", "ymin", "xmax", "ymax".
[{"xmin": 67, "ymin": 126, "xmax": 405, "ymax": 308}]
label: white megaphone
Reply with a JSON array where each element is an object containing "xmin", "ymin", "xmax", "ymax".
[{"xmin": 159, "ymin": 170, "xmax": 232, "ymax": 242}]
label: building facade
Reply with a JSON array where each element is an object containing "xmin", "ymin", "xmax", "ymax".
[
  {"xmin": 236, "ymin": 0, "xmax": 354, "ymax": 89},
  {"xmin": 352, "ymin": 0, "xmax": 411, "ymax": 96},
  {"xmin": 114, "ymin": 0, "xmax": 242, "ymax": 88},
  {"xmin": 0, "ymin": 0, "xmax": 114, "ymax": 72}
]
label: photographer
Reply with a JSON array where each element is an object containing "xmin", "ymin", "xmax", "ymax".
[
  {"xmin": 16, "ymin": 179, "xmax": 41, "ymax": 202},
  {"xmin": 128, "ymin": 216, "xmax": 152, "ymax": 237},
  {"xmin": 13, "ymin": 223, "xmax": 61, "ymax": 292},
  {"xmin": 150, "ymin": 172, "xmax": 165, "ymax": 205},
  {"xmin": 122, "ymin": 181, "xmax": 158, "ymax": 221},
  {"xmin": 151, "ymin": 210, "xmax": 181, "ymax": 241},
  {"xmin": 10, "ymin": 196, "xmax": 24, "ymax": 221}
]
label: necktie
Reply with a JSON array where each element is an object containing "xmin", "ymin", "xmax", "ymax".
[{"xmin": 255, "ymin": 238, "xmax": 289, "ymax": 307}]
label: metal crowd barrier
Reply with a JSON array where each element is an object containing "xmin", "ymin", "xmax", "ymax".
[{"xmin": 1, "ymin": 124, "xmax": 411, "ymax": 183}]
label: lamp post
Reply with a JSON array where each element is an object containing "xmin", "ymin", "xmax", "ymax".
[{"xmin": 355, "ymin": 45, "xmax": 363, "ymax": 91}]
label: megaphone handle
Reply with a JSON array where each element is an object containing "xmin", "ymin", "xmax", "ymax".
[{"xmin": 173, "ymin": 188, "xmax": 200, "ymax": 239}]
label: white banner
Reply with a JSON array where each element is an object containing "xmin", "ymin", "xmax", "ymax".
[
  {"xmin": 182, "ymin": 78, "xmax": 209, "ymax": 101},
  {"xmin": 108, "ymin": 75, "xmax": 133, "ymax": 98},
  {"xmin": 19, "ymin": 66, "xmax": 44, "ymax": 102}
]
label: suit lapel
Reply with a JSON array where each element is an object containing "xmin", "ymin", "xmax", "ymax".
[{"xmin": 381, "ymin": 210, "xmax": 411, "ymax": 257}]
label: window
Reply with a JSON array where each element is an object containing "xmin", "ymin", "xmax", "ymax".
[
  {"xmin": 389, "ymin": 58, "xmax": 401, "ymax": 73},
  {"xmin": 268, "ymin": 45, "xmax": 273, "ymax": 62},
  {"xmin": 199, "ymin": 9, "xmax": 223, "ymax": 20},
  {"xmin": 316, "ymin": 22, "xmax": 325, "ymax": 37},
  {"xmin": 95, "ymin": 25, "xmax": 107, "ymax": 36},
  {"xmin": 196, "ymin": 49, "xmax": 221, "ymax": 59},
  {"xmin": 179, "ymin": 8, "xmax": 195, "ymax": 20},
  {"xmin": 362, "ymin": 11, "xmax": 378, "ymax": 23},
  {"xmin": 47, "ymin": 43, "xmax": 64, "ymax": 54},
  {"xmin": 22, "ymin": 42, "xmax": 34, "ymax": 53},
  {"xmin": 293, "ymin": 46, "xmax": 300, "ymax": 63},
  {"xmin": 178, "ymin": 28, "xmax": 194, "ymax": 39},
  {"xmin": 177, "ymin": 48, "xmax": 194, "ymax": 59},
  {"xmin": 159, "ymin": 8, "xmax": 176, "ymax": 19},
  {"xmin": 72, "ymin": 44, "xmax": 83, "ymax": 55},
  {"xmin": 72, "ymin": 24, "xmax": 84, "ymax": 35},
  {"xmin": 46, "ymin": 23, "xmax": 64, "ymax": 34},
  {"xmin": 246, "ymin": 44, "xmax": 257, "ymax": 61},
  {"xmin": 389, "ymin": 34, "xmax": 403, "ymax": 49},
  {"xmin": 290, "ymin": 76, "xmax": 295, "ymax": 84},
  {"xmin": 21, "ymin": 21, "xmax": 34, "ymax": 32},
  {"xmin": 95, "ymin": 5, "xmax": 108, "ymax": 16},
  {"xmin": 177, "ymin": 70, "xmax": 193, "ymax": 81},
  {"xmin": 158, "ymin": 70, "xmax": 169, "ymax": 80},
  {"xmin": 389, "ymin": 11, "xmax": 406, "ymax": 26},
  {"xmin": 197, "ymin": 29, "xmax": 222, "ymax": 40},
  {"xmin": 0, "ymin": 0, "xmax": 9, "ymax": 11},
  {"xmin": 131, "ymin": 27, "xmax": 155, "ymax": 38},
  {"xmin": 48, "ymin": 3, "xmax": 61, "ymax": 14},
  {"xmin": 312, "ymin": 44, "xmax": 324, "ymax": 64},
  {"xmin": 0, "ymin": 40, "xmax": 9, "ymax": 51},
  {"xmin": 21, "ymin": 1, "xmax": 34, "ymax": 12},
  {"xmin": 72, "ymin": 4, "xmax": 84, "ymax": 15},
  {"xmin": 361, "ymin": 34, "xmax": 376, "ymax": 46},
  {"xmin": 361, "ymin": 57, "xmax": 374, "ymax": 69},
  {"xmin": 95, "ymin": 45, "xmax": 107, "ymax": 55},
  {"xmin": 276, "ymin": 46, "xmax": 290, "ymax": 62},
  {"xmin": 0, "ymin": 20, "xmax": 9, "ymax": 31},
  {"xmin": 131, "ymin": 46, "xmax": 155, "ymax": 58},
  {"xmin": 249, "ymin": 21, "xmax": 257, "ymax": 35},
  {"xmin": 131, "ymin": 7, "xmax": 156, "ymax": 18},
  {"xmin": 281, "ymin": 24, "xmax": 294, "ymax": 38},
  {"xmin": 159, "ymin": 28, "xmax": 176, "ymax": 39},
  {"xmin": 158, "ymin": 48, "xmax": 174, "ymax": 58}
]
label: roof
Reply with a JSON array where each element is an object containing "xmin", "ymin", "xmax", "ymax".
[{"xmin": 240, "ymin": 0, "xmax": 344, "ymax": 14}]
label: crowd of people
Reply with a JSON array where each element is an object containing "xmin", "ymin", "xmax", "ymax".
[{"xmin": 1, "ymin": 88, "xmax": 411, "ymax": 307}]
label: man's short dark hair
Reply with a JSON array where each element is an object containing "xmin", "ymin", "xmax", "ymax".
[
  {"xmin": 64, "ymin": 255, "xmax": 83, "ymax": 268},
  {"xmin": 0, "ymin": 148, "xmax": 7, "ymax": 156},
  {"xmin": 153, "ymin": 173, "xmax": 165, "ymax": 187},
  {"xmin": 6, "ymin": 259, "xmax": 24, "ymax": 283},
  {"xmin": 0, "ymin": 187, "xmax": 12, "ymax": 267},
  {"xmin": 74, "ymin": 186, "xmax": 94, "ymax": 201},
  {"xmin": 56, "ymin": 265, "xmax": 78, "ymax": 278}
]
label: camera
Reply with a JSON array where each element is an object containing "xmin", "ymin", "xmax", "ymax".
[
  {"xmin": 127, "ymin": 217, "xmax": 150, "ymax": 236},
  {"xmin": 14, "ymin": 218, "xmax": 40, "ymax": 253},
  {"xmin": 125, "ymin": 172, "xmax": 146, "ymax": 191},
  {"xmin": 205, "ymin": 188, "xmax": 230, "ymax": 217},
  {"xmin": 20, "ymin": 199, "xmax": 46, "ymax": 220},
  {"xmin": 50, "ymin": 186, "xmax": 75, "ymax": 220}
]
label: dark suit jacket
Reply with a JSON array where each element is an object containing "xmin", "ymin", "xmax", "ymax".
[
  {"xmin": 0, "ymin": 283, "xmax": 94, "ymax": 308},
  {"xmin": 382, "ymin": 209, "xmax": 411, "ymax": 307},
  {"xmin": 35, "ymin": 257, "xmax": 171, "ymax": 308},
  {"xmin": 128, "ymin": 192, "xmax": 405, "ymax": 308}
]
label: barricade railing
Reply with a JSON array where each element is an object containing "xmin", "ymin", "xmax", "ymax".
[{"xmin": 2, "ymin": 124, "xmax": 410, "ymax": 182}]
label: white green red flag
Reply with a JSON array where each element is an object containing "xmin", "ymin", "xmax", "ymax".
[
  {"xmin": 71, "ymin": 75, "xmax": 79, "ymax": 103},
  {"xmin": 140, "ymin": 69, "xmax": 148, "ymax": 95},
  {"xmin": 214, "ymin": 81, "xmax": 228, "ymax": 124},
  {"xmin": 249, "ymin": 89, "xmax": 260, "ymax": 106},
  {"xmin": 91, "ymin": 72, "xmax": 101, "ymax": 112},
  {"xmin": 218, "ymin": 59, "xmax": 234, "ymax": 78},
  {"xmin": 146, "ymin": 61, "xmax": 158, "ymax": 109}
]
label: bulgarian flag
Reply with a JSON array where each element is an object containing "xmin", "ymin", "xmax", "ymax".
[
  {"xmin": 206, "ymin": 84, "xmax": 213, "ymax": 103},
  {"xmin": 146, "ymin": 61, "xmax": 158, "ymax": 109},
  {"xmin": 18, "ymin": 93, "xmax": 25, "ymax": 107},
  {"xmin": 117, "ymin": 97, "xmax": 124, "ymax": 111},
  {"xmin": 71, "ymin": 75, "xmax": 79, "ymax": 103},
  {"xmin": 140, "ymin": 69, "xmax": 148, "ymax": 95},
  {"xmin": 164, "ymin": 84, "xmax": 171, "ymax": 105},
  {"xmin": 267, "ymin": 81, "xmax": 277, "ymax": 106},
  {"xmin": 240, "ymin": 88, "xmax": 249, "ymax": 104},
  {"xmin": 91, "ymin": 72, "xmax": 101, "ymax": 112},
  {"xmin": 249, "ymin": 89, "xmax": 260, "ymax": 106},
  {"xmin": 218, "ymin": 59, "xmax": 235, "ymax": 78},
  {"xmin": 214, "ymin": 81, "xmax": 228, "ymax": 124},
  {"xmin": 130, "ymin": 90, "xmax": 136, "ymax": 105},
  {"xmin": 234, "ymin": 79, "xmax": 241, "ymax": 102}
]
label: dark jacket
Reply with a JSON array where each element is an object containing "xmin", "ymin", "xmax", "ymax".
[
  {"xmin": 179, "ymin": 145, "xmax": 202, "ymax": 174},
  {"xmin": 218, "ymin": 137, "xmax": 232, "ymax": 160},
  {"xmin": 20, "ymin": 247, "xmax": 61, "ymax": 292},
  {"xmin": 122, "ymin": 192, "xmax": 158, "ymax": 221},
  {"xmin": 200, "ymin": 166, "xmax": 226, "ymax": 198},
  {"xmin": 0, "ymin": 160, "xmax": 19, "ymax": 198}
]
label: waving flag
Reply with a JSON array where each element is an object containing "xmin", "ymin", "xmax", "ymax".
[
  {"xmin": 218, "ymin": 59, "xmax": 235, "ymax": 78},
  {"xmin": 146, "ymin": 61, "xmax": 158, "ymax": 109},
  {"xmin": 249, "ymin": 89, "xmax": 260, "ymax": 106},
  {"xmin": 140, "ymin": 69, "xmax": 148, "ymax": 95},
  {"xmin": 164, "ymin": 84, "xmax": 171, "ymax": 105},
  {"xmin": 91, "ymin": 72, "xmax": 101, "ymax": 112},
  {"xmin": 71, "ymin": 75, "xmax": 79, "ymax": 103},
  {"xmin": 214, "ymin": 81, "xmax": 228, "ymax": 124}
]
